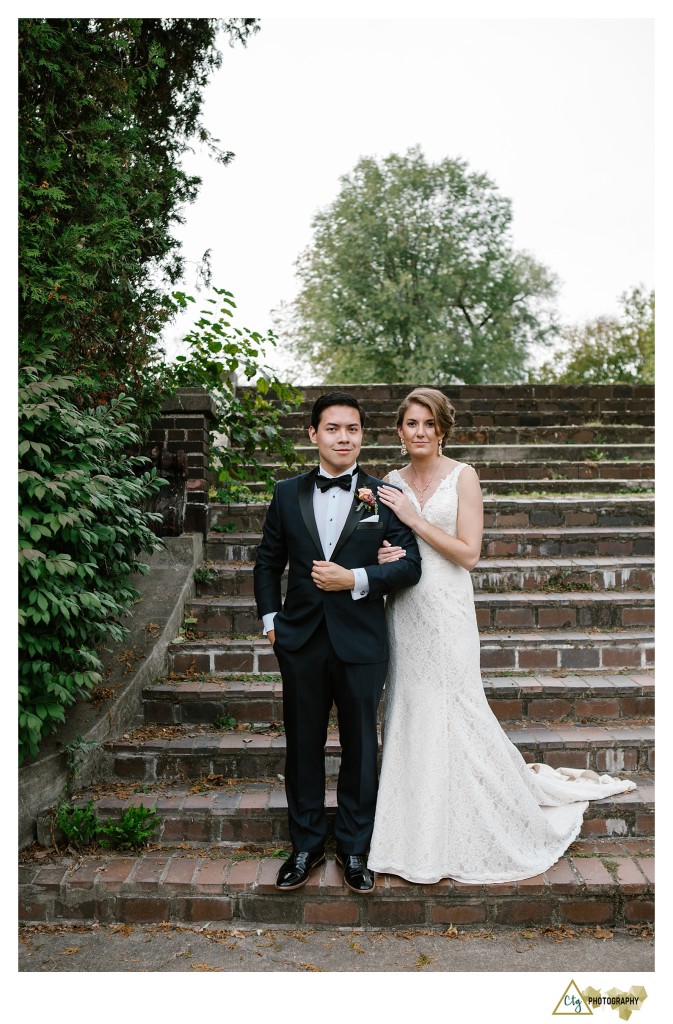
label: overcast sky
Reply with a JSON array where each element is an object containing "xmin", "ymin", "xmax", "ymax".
[{"xmin": 166, "ymin": 14, "xmax": 655, "ymax": 377}]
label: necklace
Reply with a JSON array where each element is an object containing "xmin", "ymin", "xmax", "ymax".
[{"xmin": 410, "ymin": 457, "xmax": 443, "ymax": 504}]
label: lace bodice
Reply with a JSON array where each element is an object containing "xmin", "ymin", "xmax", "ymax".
[
  {"xmin": 388, "ymin": 464, "xmax": 468, "ymax": 575},
  {"xmin": 389, "ymin": 464, "xmax": 463, "ymax": 529}
]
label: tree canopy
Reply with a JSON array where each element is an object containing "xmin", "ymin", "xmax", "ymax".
[
  {"xmin": 19, "ymin": 16, "xmax": 258, "ymax": 408},
  {"xmin": 276, "ymin": 146, "xmax": 558, "ymax": 384},
  {"xmin": 532, "ymin": 286, "xmax": 654, "ymax": 384}
]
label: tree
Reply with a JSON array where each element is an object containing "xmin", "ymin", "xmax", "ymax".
[
  {"xmin": 19, "ymin": 17, "xmax": 258, "ymax": 409},
  {"xmin": 532, "ymin": 286, "xmax": 654, "ymax": 384},
  {"xmin": 276, "ymin": 146, "xmax": 558, "ymax": 384}
]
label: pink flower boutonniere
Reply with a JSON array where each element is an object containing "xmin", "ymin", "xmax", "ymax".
[{"xmin": 355, "ymin": 487, "xmax": 378, "ymax": 516}]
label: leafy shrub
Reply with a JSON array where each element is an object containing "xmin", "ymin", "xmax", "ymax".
[
  {"xmin": 56, "ymin": 801, "xmax": 159, "ymax": 849},
  {"xmin": 193, "ymin": 564, "xmax": 219, "ymax": 586},
  {"xmin": 63, "ymin": 734, "xmax": 99, "ymax": 795},
  {"xmin": 210, "ymin": 473, "xmax": 260, "ymax": 505},
  {"xmin": 56, "ymin": 800, "xmax": 101, "ymax": 847},
  {"xmin": 18, "ymin": 350, "xmax": 166, "ymax": 763},
  {"xmin": 211, "ymin": 522, "xmax": 237, "ymax": 534},
  {"xmin": 99, "ymin": 805, "xmax": 160, "ymax": 849},
  {"xmin": 213, "ymin": 715, "xmax": 237, "ymax": 730},
  {"xmin": 163, "ymin": 288, "xmax": 303, "ymax": 491}
]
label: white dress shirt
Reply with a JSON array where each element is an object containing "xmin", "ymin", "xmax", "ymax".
[{"xmin": 262, "ymin": 462, "xmax": 369, "ymax": 635}]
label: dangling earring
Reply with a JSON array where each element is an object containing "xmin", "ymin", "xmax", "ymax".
[
  {"xmin": 400, "ymin": 436, "xmax": 407, "ymax": 456},
  {"xmin": 438, "ymin": 437, "xmax": 443, "ymax": 455}
]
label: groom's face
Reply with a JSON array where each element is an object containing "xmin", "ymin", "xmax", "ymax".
[{"xmin": 308, "ymin": 404, "xmax": 364, "ymax": 477}]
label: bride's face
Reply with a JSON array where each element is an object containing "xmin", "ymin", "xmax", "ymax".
[{"xmin": 398, "ymin": 402, "xmax": 443, "ymax": 453}]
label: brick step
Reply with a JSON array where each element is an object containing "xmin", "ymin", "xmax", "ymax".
[
  {"xmin": 254, "ymin": 405, "xmax": 654, "ymax": 430},
  {"xmin": 101, "ymin": 721, "xmax": 654, "ymax": 782},
  {"xmin": 253, "ymin": 381, "xmax": 652, "ymax": 401},
  {"xmin": 262, "ymin": 458, "xmax": 656, "ymax": 482},
  {"xmin": 41, "ymin": 776, "xmax": 652, "ymax": 849},
  {"xmin": 469, "ymin": 557, "xmax": 655, "ymax": 593},
  {"xmin": 240, "ymin": 476, "xmax": 654, "ymax": 497},
  {"xmin": 275, "ymin": 420, "xmax": 654, "ymax": 446},
  {"xmin": 248, "ymin": 495, "xmax": 657, "ymax": 516},
  {"xmin": 251, "ymin": 442, "xmax": 654, "ymax": 467},
  {"xmin": 194, "ymin": 557, "xmax": 655, "ymax": 598},
  {"xmin": 169, "ymin": 630, "xmax": 654, "ymax": 677},
  {"xmin": 478, "ymin": 630, "xmax": 654, "ymax": 673},
  {"xmin": 204, "ymin": 527, "xmax": 654, "ymax": 563},
  {"xmin": 478, "ymin": 480, "xmax": 653, "ymax": 495},
  {"xmin": 482, "ymin": 528, "xmax": 654, "ymax": 559},
  {"xmin": 183, "ymin": 592, "xmax": 654, "ymax": 636},
  {"xmin": 240, "ymin": 382, "xmax": 653, "ymax": 417},
  {"xmin": 143, "ymin": 673, "xmax": 653, "ymax": 727},
  {"xmin": 209, "ymin": 496, "xmax": 655, "ymax": 532},
  {"xmin": 272, "ymin": 405, "xmax": 655, "ymax": 429},
  {"xmin": 470, "ymin": 461, "xmax": 654, "ymax": 481},
  {"xmin": 475, "ymin": 593, "xmax": 653, "ymax": 630},
  {"xmin": 19, "ymin": 837, "xmax": 654, "ymax": 928}
]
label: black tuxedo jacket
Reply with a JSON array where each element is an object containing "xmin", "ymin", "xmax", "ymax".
[{"xmin": 253, "ymin": 466, "xmax": 422, "ymax": 663}]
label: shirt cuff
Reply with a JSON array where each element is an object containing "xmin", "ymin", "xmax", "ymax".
[
  {"xmin": 262, "ymin": 612, "xmax": 277, "ymax": 634},
  {"xmin": 351, "ymin": 567, "xmax": 369, "ymax": 601}
]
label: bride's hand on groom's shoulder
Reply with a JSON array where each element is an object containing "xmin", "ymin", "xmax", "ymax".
[
  {"xmin": 378, "ymin": 484, "xmax": 416, "ymax": 526},
  {"xmin": 378, "ymin": 539, "xmax": 406, "ymax": 564}
]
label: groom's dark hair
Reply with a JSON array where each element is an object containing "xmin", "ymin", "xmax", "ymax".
[{"xmin": 310, "ymin": 391, "xmax": 366, "ymax": 430}]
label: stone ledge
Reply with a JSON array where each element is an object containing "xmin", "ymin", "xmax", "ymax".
[{"xmin": 160, "ymin": 387, "xmax": 218, "ymax": 419}]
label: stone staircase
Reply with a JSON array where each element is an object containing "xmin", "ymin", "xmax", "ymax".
[{"xmin": 20, "ymin": 384, "xmax": 654, "ymax": 931}]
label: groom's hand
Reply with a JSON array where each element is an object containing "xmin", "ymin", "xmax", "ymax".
[{"xmin": 311, "ymin": 560, "xmax": 355, "ymax": 591}]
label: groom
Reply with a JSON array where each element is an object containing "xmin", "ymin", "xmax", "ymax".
[{"xmin": 253, "ymin": 392, "xmax": 421, "ymax": 893}]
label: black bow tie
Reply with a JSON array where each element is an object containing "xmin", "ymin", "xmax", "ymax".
[{"xmin": 315, "ymin": 471, "xmax": 356, "ymax": 493}]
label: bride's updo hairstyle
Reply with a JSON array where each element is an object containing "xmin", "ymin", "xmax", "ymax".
[{"xmin": 395, "ymin": 387, "xmax": 456, "ymax": 444}]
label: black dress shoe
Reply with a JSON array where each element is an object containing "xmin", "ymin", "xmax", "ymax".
[
  {"xmin": 336, "ymin": 850, "xmax": 375, "ymax": 893},
  {"xmin": 275, "ymin": 849, "xmax": 325, "ymax": 890}
]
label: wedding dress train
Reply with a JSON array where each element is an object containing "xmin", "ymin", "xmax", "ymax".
[{"xmin": 367, "ymin": 465, "xmax": 636, "ymax": 885}]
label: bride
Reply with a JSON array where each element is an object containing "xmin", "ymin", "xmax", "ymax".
[{"xmin": 367, "ymin": 386, "xmax": 636, "ymax": 885}]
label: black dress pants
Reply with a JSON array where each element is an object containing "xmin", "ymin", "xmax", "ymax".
[{"xmin": 273, "ymin": 618, "xmax": 387, "ymax": 855}]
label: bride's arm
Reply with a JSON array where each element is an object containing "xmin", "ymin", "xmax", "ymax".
[{"xmin": 377, "ymin": 467, "xmax": 483, "ymax": 570}]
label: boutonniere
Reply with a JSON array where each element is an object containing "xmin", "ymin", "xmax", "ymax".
[{"xmin": 355, "ymin": 486, "xmax": 378, "ymax": 515}]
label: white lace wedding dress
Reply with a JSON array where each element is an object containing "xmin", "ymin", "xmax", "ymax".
[{"xmin": 367, "ymin": 464, "xmax": 637, "ymax": 884}]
